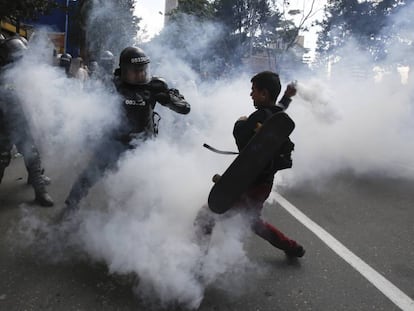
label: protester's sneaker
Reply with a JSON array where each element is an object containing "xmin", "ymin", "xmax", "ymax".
[
  {"xmin": 285, "ymin": 245, "xmax": 306, "ymax": 258},
  {"xmin": 35, "ymin": 191, "xmax": 54, "ymax": 207},
  {"xmin": 54, "ymin": 200, "xmax": 79, "ymax": 223}
]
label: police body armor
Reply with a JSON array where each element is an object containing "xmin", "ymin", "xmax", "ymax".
[{"xmin": 113, "ymin": 76, "xmax": 190, "ymax": 143}]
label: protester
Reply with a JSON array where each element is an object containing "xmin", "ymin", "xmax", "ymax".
[
  {"xmin": 194, "ymin": 71, "xmax": 305, "ymax": 258},
  {"xmin": 58, "ymin": 52, "xmax": 72, "ymax": 77}
]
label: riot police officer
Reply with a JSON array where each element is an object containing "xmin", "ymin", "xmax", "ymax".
[
  {"xmin": 59, "ymin": 52, "xmax": 72, "ymax": 77},
  {"xmin": 0, "ymin": 36, "xmax": 54, "ymax": 207},
  {"xmin": 113, "ymin": 46, "xmax": 190, "ymax": 137},
  {"xmin": 88, "ymin": 50, "xmax": 114, "ymax": 87},
  {"xmin": 88, "ymin": 60, "xmax": 99, "ymax": 77},
  {"xmin": 60, "ymin": 46, "xmax": 190, "ymax": 218},
  {"xmin": 99, "ymin": 50, "xmax": 115, "ymax": 76}
]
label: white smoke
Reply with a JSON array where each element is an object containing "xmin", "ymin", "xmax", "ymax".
[
  {"xmin": 4, "ymin": 27, "xmax": 121, "ymax": 170},
  {"xmin": 6, "ymin": 1, "xmax": 414, "ymax": 310},
  {"xmin": 281, "ymin": 38, "xmax": 414, "ymax": 184},
  {"xmin": 5, "ymin": 28, "xmax": 255, "ymax": 308}
]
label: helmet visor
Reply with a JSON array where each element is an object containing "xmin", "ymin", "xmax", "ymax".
[
  {"xmin": 122, "ymin": 63, "xmax": 150, "ymax": 85},
  {"xmin": 59, "ymin": 55, "xmax": 71, "ymax": 69},
  {"xmin": 6, "ymin": 39, "xmax": 27, "ymax": 63}
]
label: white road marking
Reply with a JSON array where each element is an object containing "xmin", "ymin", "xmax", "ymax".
[{"xmin": 272, "ymin": 192, "xmax": 414, "ymax": 311}]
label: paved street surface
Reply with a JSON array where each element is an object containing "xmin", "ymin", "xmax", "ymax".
[{"xmin": 1, "ymin": 157, "xmax": 413, "ymax": 310}]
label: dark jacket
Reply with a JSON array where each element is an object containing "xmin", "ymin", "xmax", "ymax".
[
  {"xmin": 113, "ymin": 76, "xmax": 190, "ymax": 142},
  {"xmin": 233, "ymin": 96, "xmax": 293, "ymax": 185}
]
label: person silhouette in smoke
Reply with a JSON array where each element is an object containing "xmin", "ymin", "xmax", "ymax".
[
  {"xmin": 58, "ymin": 52, "xmax": 72, "ymax": 77},
  {"xmin": 88, "ymin": 50, "xmax": 115, "ymax": 88},
  {"xmin": 0, "ymin": 35, "xmax": 54, "ymax": 207},
  {"xmin": 194, "ymin": 71, "xmax": 305, "ymax": 259},
  {"xmin": 69, "ymin": 56, "xmax": 89, "ymax": 81},
  {"xmin": 87, "ymin": 60, "xmax": 99, "ymax": 77},
  {"xmin": 99, "ymin": 50, "xmax": 115, "ymax": 76},
  {"xmin": 58, "ymin": 46, "xmax": 191, "ymax": 219}
]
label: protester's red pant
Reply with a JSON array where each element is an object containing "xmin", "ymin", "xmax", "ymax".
[
  {"xmin": 196, "ymin": 183, "xmax": 299, "ymax": 252},
  {"xmin": 233, "ymin": 183, "xmax": 299, "ymax": 251}
]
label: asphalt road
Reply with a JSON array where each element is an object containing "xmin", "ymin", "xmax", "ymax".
[{"xmin": 0, "ymin": 157, "xmax": 413, "ymax": 311}]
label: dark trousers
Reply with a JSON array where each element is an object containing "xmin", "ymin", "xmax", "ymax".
[
  {"xmin": 0, "ymin": 126, "xmax": 45, "ymax": 193},
  {"xmin": 65, "ymin": 138, "xmax": 130, "ymax": 207}
]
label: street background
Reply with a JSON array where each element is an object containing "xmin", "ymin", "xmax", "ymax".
[{"xmin": 0, "ymin": 155, "xmax": 413, "ymax": 310}]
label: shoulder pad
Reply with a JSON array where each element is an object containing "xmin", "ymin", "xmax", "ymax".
[
  {"xmin": 113, "ymin": 76, "xmax": 122, "ymax": 88},
  {"xmin": 149, "ymin": 77, "xmax": 169, "ymax": 92}
]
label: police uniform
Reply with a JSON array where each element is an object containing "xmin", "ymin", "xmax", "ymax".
[
  {"xmin": 62, "ymin": 47, "xmax": 190, "ymax": 214},
  {"xmin": 0, "ymin": 37, "xmax": 53, "ymax": 206}
]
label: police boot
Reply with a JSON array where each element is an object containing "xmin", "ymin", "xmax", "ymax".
[
  {"xmin": 27, "ymin": 170, "xmax": 51, "ymax": 185},
  {"xmin": 24, "ymin": 152, "xmax": 54, "ymax": 207},
  {"xmin": 35, "ymin": 190, "xmax": 54, "ymax": 207},
  {"xmin": 31, "ymin": 171, "xmax": 54, "ymax": 207}
]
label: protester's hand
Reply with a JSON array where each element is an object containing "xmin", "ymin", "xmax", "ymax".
[
  {"xmin": 284, "ymin": 81, "xmax": 297, "ymax": 98},
  {"xmin": 238, "ymin": 116, "xmax": 248, "ymax": 121}
]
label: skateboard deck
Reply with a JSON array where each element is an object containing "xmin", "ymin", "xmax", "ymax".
[{"xmin": 208, "ymin": 112, "xmax": 295, "ymax": 214}]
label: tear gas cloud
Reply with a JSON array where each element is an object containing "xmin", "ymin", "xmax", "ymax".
[
  {"xmin": 5, "ymin": 40, "xmax": 121, "ymax": 177},
  {"xmin": 8, "ymin": 1, "xmax": 414, "ymax": 310},
  {"xmin": 84, "ymin": 0, "xmax": 136, "ymax": 57},
  {"xmin": 8, "ymin": 26, "xmax": 257, "ymax": 311}
]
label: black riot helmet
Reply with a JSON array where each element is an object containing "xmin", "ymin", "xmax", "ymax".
[
  {"xmin": 59, "ymin": 53, "xmax": 72, "ymax": 73},
  {"xmin": 0, "ymin": 36, "xmax": 28, "ymax": 67},
  {"xmin": 99, "ymin": 50, "xmax": 114, "ymax": 75},
  {"xmin": 119, "ymin": 46, "xmax": 150, "ymax": 85}
]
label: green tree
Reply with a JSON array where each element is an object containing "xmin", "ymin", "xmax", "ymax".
[
  {"xmin": 155, "ymin": 0, "xmax": 315, "ymax": 76},
  {"xmin": 213, "ymin": 0, "xmax": 272, "ymax": 56},
  {"xmin": 315, "ymin": 0, "xmax": 411, "ymax": 64},
  {"xmin": 0, "ymin": 0, "xmax": 58, "ymax": 21},
  {"xmin": 168, "ymin": 0, "xmax": 214, "ymax": 19},
  {"xmin": 0, "ymin": 0, "xmax": 58, "ymax": 34}
]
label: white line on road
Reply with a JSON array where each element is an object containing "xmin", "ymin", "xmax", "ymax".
[{"xmin": 273, "ymin": 192, "xmax": 414, "ymax": 311}]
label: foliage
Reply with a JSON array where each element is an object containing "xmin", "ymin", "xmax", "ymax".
[
  {"xmin": 168, "ymin": 0, "xmax": 214, "ymax": 20},
  {"xmin": 0, "ymin": 0, "xmax": 58, "ymax": 21},
  {"xmin": 158, "ymin": 0, "xmax": 312, "ymax": 76},
  {"xmin": 315, "ymin": 0, "xmax": 412, "ymax": 64}
]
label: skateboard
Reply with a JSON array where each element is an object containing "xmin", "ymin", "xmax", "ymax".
[{"xmin": 207, "ymin": 112, "xmax": 295, "ymax": 214}]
